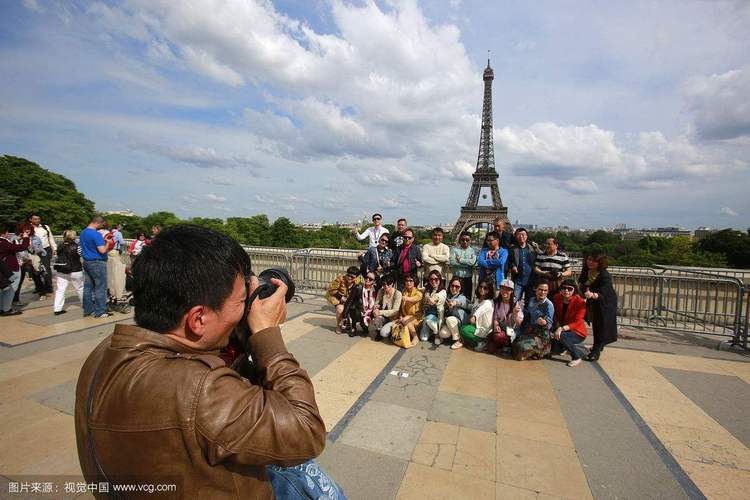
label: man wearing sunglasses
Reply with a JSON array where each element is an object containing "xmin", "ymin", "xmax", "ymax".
[
  {"xmin": 363, "ymin": 234, "xmax": 393, "ymax": 278},
  {"xmin": 449, "ymin": 232, "xmax": 477, "ymax": 300},
  {"xmin": 353, "ymin": 212, "xmax": 389, "ymax": 248}
]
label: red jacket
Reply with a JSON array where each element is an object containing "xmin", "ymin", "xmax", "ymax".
[{"xmin": 553, "ymin": 294, "xmax": 587, "ymax": 338}]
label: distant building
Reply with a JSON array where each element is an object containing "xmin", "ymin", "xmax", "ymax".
[
  {"xmin": 103, "ymin": 210, "xmax": 136, "ymax": 217},
  {"xmin": 694, "ymin": 227, "xmax": 717, "ymax": 240}
]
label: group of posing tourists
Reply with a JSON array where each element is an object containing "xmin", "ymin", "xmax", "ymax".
[{"xmin": 327, "ymin": 214, "xmax": 618, "ymax": 365}]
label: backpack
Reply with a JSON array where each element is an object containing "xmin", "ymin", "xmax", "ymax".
[{"xmin": 53, "ymin": 249, "xmax": 71, "ymax": 274}]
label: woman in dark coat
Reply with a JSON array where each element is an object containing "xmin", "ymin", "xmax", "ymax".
[{"xmin": 578, "ymin": 250, "xmax": 618, "ymax": 361}]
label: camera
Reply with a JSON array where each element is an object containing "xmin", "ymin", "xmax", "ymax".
[{"xmin": 235, "ymin": 267, "xmax": 295, "ymax": 342}]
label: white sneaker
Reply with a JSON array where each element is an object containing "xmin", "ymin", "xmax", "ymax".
[{"xmin": 567, "ymin": 359, "xmax": 582, "ymax": 367}]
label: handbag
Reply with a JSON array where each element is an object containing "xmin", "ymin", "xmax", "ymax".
[{"xmin": 391, "ymin": 323, "xmax": 415, "ymax": 349}]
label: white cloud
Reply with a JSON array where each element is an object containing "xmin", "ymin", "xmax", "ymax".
[
  {"xmin": 436, "ymin": 160, "xmax": 474, "ymax": 181},
  {"xmin": 205, "ymin": 193, "xmax": 226, "ymax": 202},
  {"xmin": 719, "ymin": 206, "xmax": 738, "ymax": 216},
  {"xmin": 22, "ymin": 0, "xmax": 44, "ymax": 13},
  {"xmin": 683, "ymin": 66, "xmax": 750, "ymax": 141}
]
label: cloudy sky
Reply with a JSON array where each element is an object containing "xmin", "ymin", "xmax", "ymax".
[{"xmin": 1, "ymin": 0, "xmax": 749, "ymax": 229}]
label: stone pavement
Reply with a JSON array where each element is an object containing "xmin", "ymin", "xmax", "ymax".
[{"xmin": 1, "ymin": 286, "xmax": 750, "ymax": 499}]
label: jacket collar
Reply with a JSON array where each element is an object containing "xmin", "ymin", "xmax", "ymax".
[{"xmin": 110, "ymin": 323, "xmax": 221, "ymax": 357}]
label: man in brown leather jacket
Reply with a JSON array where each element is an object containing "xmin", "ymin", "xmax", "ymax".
[{"xmin": 74, "ymin": 225, "xmax": 329, "ymax": 498}]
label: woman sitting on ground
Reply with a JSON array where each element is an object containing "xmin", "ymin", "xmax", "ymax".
[
  {"xmin": 453, "ymin": 279, "xmax": 495, "ymax": 351},
  {"xmin": 513, "ymin": 280, "xmax": 554, "ymax": 361},
  {"xmin": 342, "ymin": 271, "xmax": 377, "ymax": 336},
  {"xmin": 325, "ymin": 265, "xmax": 361, "ymax": 334},
  {"xmin": 368, "ymin": 275, "xmax": 402, "ymax": 340},
  {"xmin": 419, "ymin": 270, "xmax": 446, "ymax": 343},
  {"xmin": 551, "ymin": 279, "xmax": 588, "ymax": 367},
  {"xmin": 578, "ymin": 250, "xmax": 618, "ymax": 361},
  {"xmin": 389, "ymin": 275, "xmax": 423, "ymax": 347},
  {"xmin": 52, "ymin": 230, "xmax": 84, "ymax": 316},
  {"xmin": 437, "ymin": 277, "xmax": 470, "ymax": 346},
  {"xmin": 487, "ymin": 278, "xmax": 524, "ymax": 355}
]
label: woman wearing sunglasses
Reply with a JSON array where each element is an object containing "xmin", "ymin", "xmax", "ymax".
[
  {"xmin": 419, "ymin": 270, "xmax": 446, "ymax": 342},
  {"xmin": 395, "ymin": 228, "xmax": 422, "ymax": 290},
  {"xmin": 551, "ymin": 279, "xmax": 588, "ymax": 367},
  {"xmin": 453, "ymin": 279, "xmax": 495, "ymax": 351},
  {"xmin": 342, "ymin": 271, "xmax": 378, "ymax": 337},
  {"xmin": 578, "ymin": 249, "xmax": 618, "ymax": 361},
  {"xmin": 437, "ymin": 277, "xmax": 470, "ymax": 346}
]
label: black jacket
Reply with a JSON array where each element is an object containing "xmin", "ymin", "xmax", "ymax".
[
  {"xmin": 394, "ymin": 244, "xmax": 422, "ymax": 277},
  {"xmin": 578, "ymin": 268, "xmax": 618, "ymax": 346},
  {"xmin": 57, "ymin": 241, "xmax": 83, "ymax": 274}
]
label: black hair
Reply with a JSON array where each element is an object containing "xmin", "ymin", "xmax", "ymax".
[
  {"xmin": 372, "ymin": 213, "xmax": 382, "ymax": 220},
  {"xmin": 381, "ymin": 274, "xmax": 396, "ymax": 286},
  {"xmin": 425, "ymin": 270, "xmax": 444, "ymax": 293},
  {"xmin": 448, "ymin": 277, "xmax": 463, "ymax": 294},
  {"xmin": 1, "ymin": 221, "xmax": 17, "ymax": 234},
  {"xmin": 514, "ymin": 227, "xmax": 527, "ymax": 235},
  {"xmin": 397, "ymin": 218, "xmax": 407, "ymax": 224},
  {"xmin": 494, "ymin": 281, "xmax": 517, "ymax": 311},
  {"xmin": 546, "ymin": 237, "xmax": 559, "ymax": 246},
  {"xmin": 535, "ymin": 279, "xmax": 551, "ymax": 289},
  {"xmin": 131, "ymin": 224, "xmax": 252, "ymax": 332},
  {"xmin": 460, "ymin": 231, "xmax": 471, "ymax": 239},
  {"xmin": 476, "ymin": 279, "xmax": 495, "ymax": 300},
  {"xmin": 346, "ymin": 266, "xmax": 360, "ymax": 276},
  {"xmin": 432, "ymin": 227, "xmax": 444, "ymax": 235}
]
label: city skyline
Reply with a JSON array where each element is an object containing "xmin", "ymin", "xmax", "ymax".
[{"xmin": 1, "ymin": 0, "xmax": 749, "ymax": 229}]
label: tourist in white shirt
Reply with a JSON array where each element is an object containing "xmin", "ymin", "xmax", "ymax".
[
  {"xmin": 421, "ymin": 227, "xmax": 450, "ymax": 280},
  {"xmin": 353, "ymin": 213, "xmax": 389, "ymax": 248}
]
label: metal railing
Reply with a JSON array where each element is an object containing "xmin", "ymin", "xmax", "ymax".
[{"xmin": 93, "ymin": 239, "xmax": 750, "ymax": 348}]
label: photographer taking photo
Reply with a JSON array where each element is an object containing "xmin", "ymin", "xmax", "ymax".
[{"xmin": 74, "ymin": 225, "xmax": 343, "ymax": 499}]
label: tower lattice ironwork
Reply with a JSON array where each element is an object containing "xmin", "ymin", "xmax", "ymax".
[{"xmin": 450, "ymin": 57, "xmax": 509, "ymax": 243}]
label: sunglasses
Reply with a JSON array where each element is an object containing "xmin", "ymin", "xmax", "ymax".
[
  {"xmin": 380, "ymin": 239, "xmax": 389, "ymax": 243},
  {"xmin": 365, "ymin": 276, "xmax": 375, "ymax": 281},
  {"xmin": 405, "ymin": 279, "xmax": 415, "ymax": 283},
  {"xmin": 404, "ymin": 236, "xmax": 414, "ymax": 240},
  {"xmin": 479, "ymin": 285, "xmax": 489, "ymax": 290},
  {"xmin": 373, "ymin": 217, "xmax": 381, "ymax": 221},
  {"xmin": 429, "ymin": 277, "xmax": 440, "ymax": 282},
  {"xmin": 450, "ymin": 284, "xmax": 461, "ymax": 288},
  {"xmin": 561, "ymin": 286, "xmax": 575, "ymax": 292}
]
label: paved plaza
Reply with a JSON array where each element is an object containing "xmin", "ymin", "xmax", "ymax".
[{"xmin": 1, "ymin": 285, "xmax": 750, "ymax": 499}]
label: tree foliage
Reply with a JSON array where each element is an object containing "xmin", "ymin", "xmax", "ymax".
[{"xmin": 0, "ymin": 155, "xmax": 95, "ymax": 231}]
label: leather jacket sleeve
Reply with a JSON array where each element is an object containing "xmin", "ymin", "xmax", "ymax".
[{"xmin": 195, "ymin": 327, "xmax": 326, "ymax": 468}]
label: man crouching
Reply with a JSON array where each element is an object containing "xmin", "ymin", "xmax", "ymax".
[{"xmin": 74, "ymin": 225, "xmax": 334, "ymax": 499}]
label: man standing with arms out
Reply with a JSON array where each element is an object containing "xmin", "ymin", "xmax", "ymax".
[
  {"xmin": 450, "ymin": 231, "xmax": 477, "ymax": 300},
  {"xmin": 75, "ymin": 225, "xmax": 339, "ymax": 499},
  {"xmin": 509, "ymin": 227, "xmax": 536, "ymax": 303},
  {"xmin": 30, "ymin": 214, "xmax": 56, "ymax": 296},
  {"xmin": 535, "ymin": 237, "xmax": 571, "ymax": 296},
  {"xmin": 80, "ymin": 215, "xmax": 113, "ymax": 318},
  {"xmin": 354, "ymin": 213, "xmax": 389, "ymax": 248},
  {"xmin": 478, "ymin": 231, "xmax": 508, "ymax": 289},
  {"xmin": 421, "ymin": 227, "xmax": 450, "ymax": 281}
]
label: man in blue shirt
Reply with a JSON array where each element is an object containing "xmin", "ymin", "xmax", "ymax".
[
  {"xmin": 80, "ymin": 215, "xmax": 112, "ymax": 318},
  {"xmin": 478, "ymin": 231, "xmax": 507, "ymax": 288}
]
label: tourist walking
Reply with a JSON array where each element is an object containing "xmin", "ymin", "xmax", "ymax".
[
  {"xmin": 30, "ymin": 214, "xmax": 55, "ymax": 296},
  {"xmin": 579, "ymin": 250, "xmax": 618, "ymax": 361},
  {"xmin": 0, "ymin": 223, "xmax": 31, "ymax": 316},
  {"xmin": 52, "ymin": 230, "xmax": 83, "ymax": 316},
  {"xmin": 80, "ymin": 215, "xmax": 113, "ymax": 318}
]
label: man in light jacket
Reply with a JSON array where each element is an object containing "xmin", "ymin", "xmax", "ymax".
[{"xmin": 421, "ymin": 227, "xmax": 450, "ymax": 281}]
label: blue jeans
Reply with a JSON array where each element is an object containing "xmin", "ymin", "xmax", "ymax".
[
  {"xmin": 83, "ymin": 260, "xmax": 108, "ymax": 316},
  {"xmin": 1, "ymin": 271, "xmax": 21, "ymax": 312},
  {"xmin": 267, "ymin": 459, "xmax": 346, "ymax": 499},
  {"xmin": 514, "ymin": 282, "xmax": 531, "ymax": 303},
  {"xmin": 552, "ymin": 332, "xmax": 587, "ymax": 360}
]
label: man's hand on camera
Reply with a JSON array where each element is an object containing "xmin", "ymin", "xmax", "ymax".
[{"xmin": 246, "ymin": 276, "xmax": 288, "ymax": 333}]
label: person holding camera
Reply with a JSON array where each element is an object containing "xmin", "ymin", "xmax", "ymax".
[
  {"xmin": 1, "ymin": 222, "xmax": 31, "ymax": 316},
  {"xmin": 74, "ymin": 225, "xmax": 342, "ymax": 499},
  {"xmin": 534, "ymin": 237, "xmax": 571, "ymax": 297}
]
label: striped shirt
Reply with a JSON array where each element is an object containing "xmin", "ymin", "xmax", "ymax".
[{"xmin": 536, "ymin": 251, "xmax": 570, "ymax": 275}]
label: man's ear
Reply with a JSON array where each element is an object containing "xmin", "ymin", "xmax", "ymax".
[{"xmin": 184, "ymin": 305, "xmax": 207, "ymax": 340}]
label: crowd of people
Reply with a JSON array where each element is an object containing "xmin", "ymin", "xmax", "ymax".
[
  {"xmin": 0, "ymin": 215, "xmax": 160, "ymax": 318},
  {"xmin": 331, "ymin": 214, "xmax": 618, "ymax": 365}
]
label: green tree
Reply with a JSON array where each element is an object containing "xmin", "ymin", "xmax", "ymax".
[
  {"xmin": 698, "ymin": 229, "xmax": 750, "ymax": 268},
  {"xmin": 188, "ymin": 217, "xmax": 226, "ymax": 233},
  {"xmin": 269, "ymin": 217, "xmax": 308, "ymax": 248},
  {"xmin": 225, "ymin": 215, "xmax": 271, "ymax": 246},
  {"xmin": 0, "ymin": 155, "xmax": 95, "ymax": 231}
]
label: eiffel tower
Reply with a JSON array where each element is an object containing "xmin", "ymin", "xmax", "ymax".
[{"xmin": 450, "ymin": 57, "xmax": 509, "ymax": 244}]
